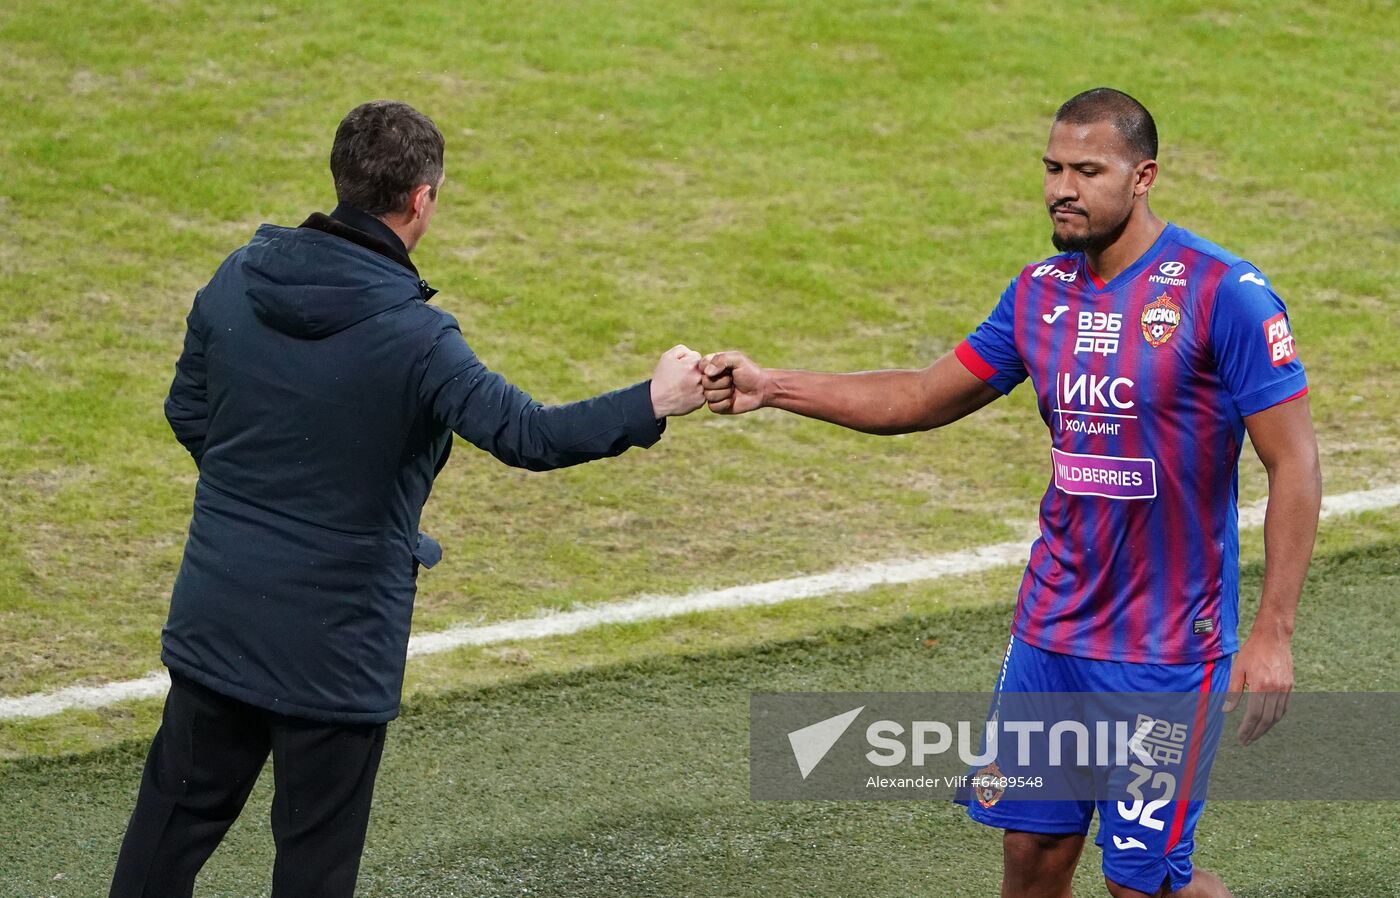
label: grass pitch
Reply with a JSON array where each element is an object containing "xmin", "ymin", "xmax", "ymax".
[
  {"xmin": 2, "ymin": 544, "xmax": 1398, "ymax": 897},
  {"xmin": 2, "ymin": 0, "xmax": 1397, "ymax": 706},
  {"xmin": 1, "ymin": 0, "xmax": 1398, "ymax": 893}
]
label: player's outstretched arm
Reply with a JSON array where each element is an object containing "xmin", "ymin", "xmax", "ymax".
[
  {"xmin": 1224, "ymin": 393, "xmax": 1321, "ymax": 745},
  {"xmin": 700, "ymin": 349, "xmax": 1001, "ymax": 434}
]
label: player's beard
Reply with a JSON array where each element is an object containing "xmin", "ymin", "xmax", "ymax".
[{"xmin": 1050, "ymin": 206, "xmax": 1131, "ymax": 255}]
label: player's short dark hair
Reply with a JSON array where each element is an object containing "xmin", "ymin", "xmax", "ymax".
[
  {"xmin": 1054, "ymin": 88, "xmax": 1158, "ymax": 163},
  {"xmin": 330, "ymin": 100, "xmax": 445, "ymax": 217}
]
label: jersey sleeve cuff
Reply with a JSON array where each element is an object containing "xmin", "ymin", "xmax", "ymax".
[
  {"xmin": 955, "ymin": 340, "xmax": 1011, "ymax": 395},
  {"xmin": 1236, "ymin": 373, "xmax": 1308, "ymax": 418}
]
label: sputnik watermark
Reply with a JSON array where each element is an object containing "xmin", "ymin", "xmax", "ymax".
[
  {"xmin": 750, "ymin": 692, "xmax": 1400, "ymax": 801},
  {"xmin": 863, "ymin": 715, "xmax": 1159, "ymax": 768},
  {"xmin": 792, "ymin": 706, "xmax": 1161, "ymax": 780}
]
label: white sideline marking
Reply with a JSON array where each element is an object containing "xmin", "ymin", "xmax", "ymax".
[
  {"xmin": 3, "ymin": 484, "xmax": 1397, "ymax": 721},
  {"xmin": 0, "ymin": 672, "xmax": 175, "ymax": 722}
]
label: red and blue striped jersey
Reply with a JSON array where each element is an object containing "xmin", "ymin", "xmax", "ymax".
[{"xmin": 956, "ymin": 223, "xmax": 1307, "ymax": 664}]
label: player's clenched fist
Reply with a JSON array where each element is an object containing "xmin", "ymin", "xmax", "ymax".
[
  {"xmin": 702, "ymin": 351, "xmax": 769, "ymax": 415},
  {"xmin": 650, "ymin": 344, "xmax": 706, "ymax": 418}
]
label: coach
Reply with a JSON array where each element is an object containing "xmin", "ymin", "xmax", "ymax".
[{"xmin": 109, "ymin": 100, "xmax": 705, "ymax": 898}]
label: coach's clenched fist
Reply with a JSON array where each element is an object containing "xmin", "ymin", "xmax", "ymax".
[{"xmin": 650, "ymin": 344, "xmax": 706, "ymax": 418}]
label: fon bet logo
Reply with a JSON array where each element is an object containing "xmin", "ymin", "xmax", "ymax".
[
  {"xmin": 1263, "ymin": 312, "xmax": 1297, "ymax": 366},
  {"xmin": 1140, "ymin": 294, "xmax": 1183, "ymax": 348}
]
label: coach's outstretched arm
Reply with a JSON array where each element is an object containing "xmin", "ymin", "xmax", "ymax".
[
  {"xmin": 422, "ymin": 327, "xmax": 706, "ymax": 471},
  {"xmin": 1224, "ymin": 394, "xmax": 1322, "ymax": 745},
  {"xmin": 700, "ymin": 350, "xmax": 1001, "ymax": 433}
]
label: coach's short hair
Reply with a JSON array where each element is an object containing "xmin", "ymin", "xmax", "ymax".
[
  {"xmin": 330, "ymin": 100, "xmax": 445, "ymax": 216},
  {"xmin": 1054, "ymin": 88, "xmax": 1158, "ymax": 163}
]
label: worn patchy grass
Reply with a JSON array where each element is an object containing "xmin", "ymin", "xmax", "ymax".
[
  {"xmin": 1, "ymin": 0, "xmax": 1397, "ymax": 750},
  {"xmin": 7, "ymin": 504, "xmax": 1400, "ymax": 760},
  {"xmin": 1, "ymin": 541, "xmax": 1397, "ymax": 896}
]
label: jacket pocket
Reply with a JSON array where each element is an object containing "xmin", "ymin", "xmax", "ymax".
[{"xmin": 412, "ymin": 531, "xmax": 442, "ymax": 574}]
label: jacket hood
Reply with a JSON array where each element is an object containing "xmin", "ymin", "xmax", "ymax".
[{"xmin": 243, "ymin": 225, "xmax": 422, "ymax": 339}]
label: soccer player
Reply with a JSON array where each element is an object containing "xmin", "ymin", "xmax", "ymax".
[{"xmin": 700, "ymin": 88, "xmax": 1321, "ymax": 897}]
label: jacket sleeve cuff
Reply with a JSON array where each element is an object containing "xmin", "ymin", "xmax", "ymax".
[{"xmin": 620, "ymin": 380, "xmax": 665, "ymax": 448}]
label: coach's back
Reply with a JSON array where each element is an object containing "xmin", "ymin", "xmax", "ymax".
[
  {"xmin": 195, "ymin": 224, "xmax": 444, "ymax": 531},
  {"xmin": 160, "ymin": 220, "xmax": 452, "ymax": 724},
  {"xmin": 159, "ymin": 218, "xmax": 661, "ymax": 723}
]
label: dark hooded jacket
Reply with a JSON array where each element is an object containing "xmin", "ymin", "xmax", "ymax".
[{"xmin": 161, "ymin": 208, "xmax": 662, "ymax": 723}]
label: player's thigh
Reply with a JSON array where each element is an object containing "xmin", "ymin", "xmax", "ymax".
[
  {"xmin": 1092, "ymin": 657, "xmax": 1231, "ymax": 897},
  {"xmin": 963, "ymin": 637, "xmax": 1095, "ymax": 844}
]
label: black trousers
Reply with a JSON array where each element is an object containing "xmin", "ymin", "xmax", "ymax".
[{"xmin": 109, "ymin": 672, "xmax": 387, "ymax": 898}]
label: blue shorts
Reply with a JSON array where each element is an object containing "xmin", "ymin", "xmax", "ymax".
[{"xmin": 962, "ymin": 635, "xmax": 1232, "ymax": 895}]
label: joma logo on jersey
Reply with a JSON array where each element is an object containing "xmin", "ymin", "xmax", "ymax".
[
  {"xmin": 1264, "ymin": 312, "xmax": 1297, "ymax": 366},
  {"xmin": 1032, "ymin": 264, "xmax": 1078, "ymax": 283},
  {"xmin": 1059, "ymin": 373, "xmax": 1135, "ymax": 410},
  {"xmin": 1140, "ymin": 294, "xmax": 1183, "ymax": 348}
]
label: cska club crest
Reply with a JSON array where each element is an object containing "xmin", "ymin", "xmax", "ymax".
[
  {"xmin": 974, "ymin": 762, "xmax": 1007, "ymax": 809},
  {"xmin": 1141, "ymin": 293, "xmax": 1183, "ymax": 348}
]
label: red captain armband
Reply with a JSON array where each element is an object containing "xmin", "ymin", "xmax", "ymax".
[{"xmin": 955, "ymin": 340, "xmax": 998, "ymax": 382}]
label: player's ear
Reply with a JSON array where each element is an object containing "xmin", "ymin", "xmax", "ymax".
[{"xmin": 1134, "ymin": 159, "xmax": 1158, "ymax": 196}]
